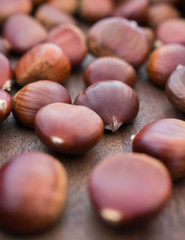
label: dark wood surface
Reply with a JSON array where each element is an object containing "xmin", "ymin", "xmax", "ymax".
[{"xmin": 1, "ymin": 43, "xmax": 185, "ymax": 240}]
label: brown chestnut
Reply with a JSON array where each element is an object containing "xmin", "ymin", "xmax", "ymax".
[
  {"xmin": 147, "ymin": 44, "xmax": 185, "ymax": 87},
  {"xmin": 3, "ymin": 14, "xmax": 47, "ymax": 53},
  {"xmin": 15, "ymin": 43, "xmax": 71, "ymax": 87},
  {"xmin": 48, "ymin": 0, "xmax": 78, "ymax": 14},
  {"xmin": 112, "ymin": 0, "xmax": 148, "ymax": 25},
  {"xmin": 88, "ymin": 17, "xmax": 151, "ymax": 67},
  {"xmin": 0, "ymin": 53, "xmax": 12, "ymax": 91},
  {"xmin": 156, "ymin": 19, "xmax": 185, "ymax": 45},
  {"xmin": 166, "ymin": 65, "xmax": 185, "ymax": 112},
  {"xmin": 0, "ymin": 90, "xmax": 12, "ymax": 124},
  {"xmin": 133, "ymin": 118, "xmax": 185, "ymax": 180},
  {"xmin": 79, "ymin": 0, "xmax": 114, "ymax": 22},
  {"xmin": 84, "ymin": 57, "xmax": 137, "ymax": 87},
  {"xmin": 89, "ymin": 153, "xmax": 172, "ymax": 226},
  {"xmin": 0, "ymin": 152, "xmax": 68, "ymax": 234},
  {"xmin": 47, "ymin": 24, "xmax": 87, "ymax": 67},
  {"xmin": 35, "ymin": 4, "xmax": 77, "ymax": 31},
  {"xmin": 147, "ymin": 3, "xmax": 180, "ymax": 29},
  {"xmin": 13, "ymin": 80, "xmax": 71, "ymax": 128},
  {"xmin": 74, "ymin": 81, "xmax": 139, "ymax": 132},
  {"xmin": 34, "ymin": 103, "xmax": 104, "ymax": 154}
]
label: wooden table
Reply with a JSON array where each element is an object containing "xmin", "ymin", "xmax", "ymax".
[{"xmin": 0, "ymin": 34, "xmax": 185, "ymax": 240}]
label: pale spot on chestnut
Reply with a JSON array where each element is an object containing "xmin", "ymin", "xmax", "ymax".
[
  {"xmin": 130, "ymin": 135, "xmax": 135, "ymax": 141},
  {"xmin": 51, "ymin": 136, "xmax": 64, "ymax": 146},
  {"xmin": 104, "ymin": 116, "xmax": 122, "ymax": 133},
  {"xmin": 100, "ymin": 209, "xmax": 122, "ymax": 224},
  {"xmin": 2, "ymin": 80, "xmax": 11, "ymax": 92},
  {"xmin": 0, "ymin": 99, "xmax": 7, "ymax": 114}
]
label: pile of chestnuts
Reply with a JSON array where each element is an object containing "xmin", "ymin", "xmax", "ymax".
[{"xmin": 0, "ymin": 0, "xmax": 185, "ymax": 236}]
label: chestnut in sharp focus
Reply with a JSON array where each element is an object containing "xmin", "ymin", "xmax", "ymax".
[
  {"xmin": 0, "ymin": 53, "xmax": 12, "ymax": 91},
  {"xmin": 0, "ymin": 90, "xmax": 12, "ymax": 124}
]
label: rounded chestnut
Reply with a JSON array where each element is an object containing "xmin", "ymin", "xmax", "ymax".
[
  {"xmin": 74, "ymin": 81, "xmax": 139, "ymax": 132},
  {"xmin": 3, "ymin": 14, "xmax": 47, "ymax": 54},
  {"xmin": 34, "ymin": 103, "xmax": 104, "ymax": 154},
  {"xmin": 47, "ymin": 24, "xmax": 87, "ymax": 67},
  {"xmin": 48, "ymin": 0, "xmax": 78, "ymax": 14},
  {"xmin": 15, "ymin": 43, "xmax": 71, "ymax": 87},
  {"xmin": 88, "ymin": 17, "xmax": 151, "ymax": 67},
  {"xmin": 13, "ymin": 80, "xmax": 71, "ymax": 128},
  {"xmin": 133, "ymin": 118, "xmax": 185, "ymax": 180},
  {"xmin": 156, "ymin": 19, "xmax": 185, "ymax": 45},
  {"xmin": 166, "ymin": 66, "xmax": 185, "ymax": 112},
  {"xmin": 89, "ymin": 153, "xmax": 172, "ymax": 226},
  {"xmin": 0, "ymin": 53, "xmax": 12, "ymax": 91},
  {"xmin": 84, "ymin": 57, "xmax": 137, "ymax": 87},
  {"xmin": 0, "ymin": 152, "xmax": 68, "ymax": 234},
  {"xmin": 35, "ymin": 4, "xmax": 77, "ymax": 31},
  {"xmin": 0, "ymin": 90, "xmax": 12, "ymax": 124},
  {"xmin": 147, "ymin": 44, "xmax": 185, "ymax": 87}
]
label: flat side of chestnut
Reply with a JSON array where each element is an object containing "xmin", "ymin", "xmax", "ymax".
[
  {"xmin": 133, "ymin": 118, "xmax": 185, "ymax": 179},
  {"xmin": 89, "ymin": 153, "xmax": 172, "ymax": 226},
  {"xmin": 0, "ymin": 53, "xmax": 12, "ymax": 91},
  {"xmin": 0, "ymin": 90, "xmax": 12, "ymax": 124}
]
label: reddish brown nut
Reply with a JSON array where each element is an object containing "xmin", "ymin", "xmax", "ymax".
[
  {"xmin": 88, "ymin": 17, "xmax": 151, "ymax": 67},
  {"xmin": 0, "ymin": 38, "xmax": 11, "ymax": 56},
  {"xmin": 13, "ymin": 80, "xmax": 71, "ymax": 128},
  {"xmin": 47, "ymin": 24, "xmax": 87, "ymax": 67},
  {"xmin": 133, "ymin": 118, "xmax": 185, "ymax": 180},
  {"xmin": 35, "ymin": 4, "xmax": 77, "ymax": 31},
  {"xmin": 0, "ymin": 90, "xmax": 12, "ymax": 124},
  {"xmin": 112, "ymin": 0, "xmax": 148, "ymax": 25},
  {"xmin": 147, "ymin": 3, "xmax": 180, "ymax": 29},
  {"xmin": 84, "ymin": 57, "xmax": 137, "ymax": 87},
  {"xmin": 166, "ymin": 65, "xmax": 185, "ymax": 112},
  {"xmin": 0, "ymin": 53, "xmax": 12, "ymax": 91},
  {"xmin": 89, "ymin": 153, "xmax": 172, "ymax": 226},
  {"xmin": 147, "ymin": 44, "xmax": 185, "ymax": 87},
  {"xmin": 15, "ymin": 43, "xmax": 71, "ymax": 87},
  {"xmin": 74, "ymin": 81, "xmax": 139, "ymax": 132},
  {"xmin": 79, "ymin": 0, "xmax": 114, "ymax": 22},
  {"xmin": 156, "ymin": 19, "xmax": 185, "ymax": 45},
  {"xmin": 0, "ymin": 152, "xmax": 68, "ymax": 234},
  {"xmin": 3, "ymin": 14, "xmax": 47, "ymax": 53},
  {"xmin": 34, "ymin": 103, "xmax": 104, "ymax": 154},
  {"xmin": 0, "ymin": 0, "xmax": 32, "ymax": 24},
  {"xmin": 48, "ymin": 0, "xmax": 78, "ymax": 14}
]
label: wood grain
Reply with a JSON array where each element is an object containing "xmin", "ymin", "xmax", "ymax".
[{"xmin": 0, "ymin": 39, "xmax": 185, "ymax": 240}]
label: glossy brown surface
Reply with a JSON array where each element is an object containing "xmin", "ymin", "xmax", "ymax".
[
  {"xmin": 133, "ymin": 118, "xmax": 185, "ymax": 179},
  {"xmin": 84, "ymin": 57, "xmax": 137, "ymax": 87},
  {"xmin": 15, "ymin": 43, "xmax": 71, "ymax": 86},
  {"xmin": 74, "ymin": 81, "xmax": 139, "ymax": 132},
  {"xmin": 12, "ymin": 80, "xmax": 71, "ymax": 128},
  {"xmin": 48, "ymin": 0, "xmax": 78, "ymax": 14},
  {"xmin": 88, "ymin": 17, "xmax": 151, "ymax": 67},
  {"xmin": 0, "ymin": 53, "xmax": 12, "ymax": 91},
  {"xmin": 3, "ymin": 14, "xmax": 47, "ymax": 53},
  {"xmin": 35, "ymin": 4, "xmax": 77, "ymax": 30},
  {"xmin": 156, "ymin": 19, "xmax": 185, "ymax": 45},
  {"xmin": 147, "ymin": 44, "xmax": 185, "ymax": 87},
  {"xmin": 89, "ymin": 153, "xmax": 172, "ymax": 226},
  {"xmin": 34, "ymin": 103, "xmax": 104, "ymax": 154},
  {"xmin": 0, "ymin": 90, "xmax": 12, "ymax": 124},
  {"xmin": 47, "ymin": 24, "xmax": 87, "ymax": 67},
  {"xmin": 0, "ymin": 152, "xmax": 68, "ymax": 234},
  {"xmin": 166, "ymin": 66, "xmax": 185, "ymax": 112}
]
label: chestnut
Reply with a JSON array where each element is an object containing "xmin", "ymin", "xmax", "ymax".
[
  {"xmin": 84, "ymin": 57, "xmax": 137, "ymax": 87},
  {"xmin": 78, "ymin": 0, "xmax": 114, "ymax": 22},
  {"xmin": 3, "ymin": 14, "xmax": 47, "ymax": 53},
  {"xmin": 48, "ymin": 0, "xmax": 78, "ymax": 14},
  {"xmin": 0, "ymin": 90, "xmax": 12, "ymax": 124},
  {"xmin": 0, "ymin": 53, "xmax": 12, "ymax": 91},
  {"xmin": 166, "ymin": 65, "xmax": 185, "ymax": 112},
  {"xmin": 147, "ymin": 44, "xmax": 185, "ymax": 87},
  {"xmin": 0, "ymin": 38, "xmax": 11, "ymax": 56},
  {"xmin": 35, "ymin": 4, "xmax": 77, "ymax": 31},
  {"xmin": 13, "ymin": 80, "xmax": 71, "ymax": 128},
  {"xmin": 89, "ymin": 153, "xmax": 172, "ymax": 226},
  {"xmin": 133, "ymin": 118, "xmax": 185, "ymax": 180},
  {"xmin": 15, "ymin": 43, "xmax": 71, "ymax": 87},
  {"xmin": 112, "ymin": 0, "xmax": 148, "ymax": 25},
  {"xmin": 34, "ymin": 103, "xmax": 104, "ymax": 154},
  {"xmin": 0, "ymin": 152, "xmax": 68, "ymax": 234},
  {"xmin": 47, "ymin": 24, "xmax": 87, "ymax": 67},
  {"xmin": 74, "ymin": 81, "xmax": 139, "ymax": 132},
  {"xmin": 156, "ymin": 19, "xmax": 185, "ymax": 45},
  {"xmin": 88, "ymin": 17, "xmax": 151, "ymax": 67}
]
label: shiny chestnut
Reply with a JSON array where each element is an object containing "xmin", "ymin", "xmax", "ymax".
[
  {"xmin": 0, "ymin": 53, "xmax": 12, "ymax": 91},
  {"xmin": 0, "ymin": 90, "xmax": 12, "ymax": 124}
]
